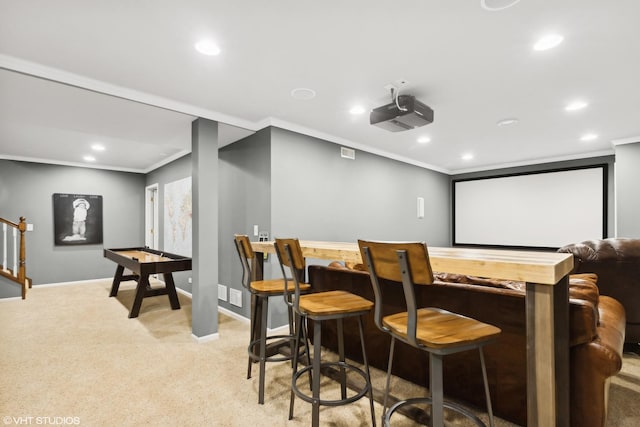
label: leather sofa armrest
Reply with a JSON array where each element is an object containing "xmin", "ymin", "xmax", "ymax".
[
  {"xmin": 569, "ymin": 298, "xmax": 598, "ymax": 346},
  {"xmin": 596, "ymin": 295, "xmax": 626, "ymax": 373},
  {"xmin": 568, "ymin": 273, "xmax": 600, "ymax": 346}
]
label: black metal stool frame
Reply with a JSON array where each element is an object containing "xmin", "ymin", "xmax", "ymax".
[
  {"xmin": 277, "ymin": 239, "xmax": 376, "ymax": 427},
  {"xmin": 360, "ymin": 241, "xmax": 499, "ymax": 427},
  {"xmin": 234, "ymin": 236, "xmax": 305, "ymax": 404},
  {"xmin": 290, "ymin": 309, "xmax": 373, "ymax": 421}
]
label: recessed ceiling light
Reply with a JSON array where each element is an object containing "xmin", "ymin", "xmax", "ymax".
[
  {"xmin": 580, "ymin": 133, "xmax": 598, "ymax": 142},
  {"xmin": 565, "ymin": 100, "xmax": 588, "ymax": 111},
  {"xmin": 480, "ymin": 0, "xmax": 522, "ymax": 11},
  {"xmin": 533, "ymin": 34, "xmax": 564, "ymax": 51},
  {"xmin": 461, "ymin": 153, "xmax": 474, "ymax": 161},
  {"xmin": 91, "ymin": 144, "xmax": 105, "ymax": 151},
  {"xmin": 496, "ymin": 118, "xmax": 519, "ymax": 127},
  {"xmin": 417, "ymin": 136, "xmax": 431, "ymax": 144},
  {"xmin": 349, "ymin": 105, "xmax": 366, "ymax": 115},
  {"xmin": 195, "ymin": 39, "xmax": 221, "ymax": 56},
  {"xmin": 291, "ymin": 88, "xmax": 316, "ymax": 100},
  {"xmin": 83, "ymin": 155, "xmax": 96, "ymax": 162}
]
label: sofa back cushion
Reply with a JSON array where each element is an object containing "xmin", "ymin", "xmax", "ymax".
[
  {"xmin": 319, "ymin": 264, "xmax": 599, "ymax": 347},
  {"xmin": 558, "ymin": 239, "xmax": 640, "ymax": 333},
  {"xmin": 432, "ymin": 272, "xmax": 599, "ymax": 346}
]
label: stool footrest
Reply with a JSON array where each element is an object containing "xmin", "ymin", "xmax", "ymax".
[
  {"xmin": 248, "ymin": 334, "xmax": 299, "ymax": 363},
  {"xmin": 292, "ymin": 361, "xmax": 371, "ymax": 407},
  {"xmin": 385, "ymin": 397, "xmax": 487, "ymax": 427}
]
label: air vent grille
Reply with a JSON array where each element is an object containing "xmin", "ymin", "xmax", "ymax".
[{"xmin": 340, "ymin": 147, "xmax": 355, "ymax": 160}]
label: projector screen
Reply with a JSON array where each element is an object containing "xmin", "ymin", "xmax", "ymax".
[{"xmin": 453, "ymin": 166, "xmax": 607, "ymax": 249}]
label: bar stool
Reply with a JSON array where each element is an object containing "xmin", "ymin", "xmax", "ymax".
[
  {"xmin": 275, "ymin": 238, "xmax": 376, "ymax": 427},
  {"xmin": 358, "ymin": 240, "xmax": 501, "ymax": 427},
  {"xmin": 233, "ymin": 234, "xmax": 310, "ymax": 404}
]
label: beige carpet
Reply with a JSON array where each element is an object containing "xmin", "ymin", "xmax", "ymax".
[{"xmin": 1, "ymin": 280, "xmax": 639, "ymax": 426}]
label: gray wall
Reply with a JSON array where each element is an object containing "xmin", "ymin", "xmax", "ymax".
[
  {"xmin": 266, "ymin": 127, "xmax": 451, "ymax": 326},
  {"xmin": 144, "ymin": 153, "xmax": 192, "ymax": 292},
  {"xmin": 0, "ymin": 159, "xmax": 144, "ymax": 298},
  {"xmin": 151, "ymin": 129, "xmax": 273, "ymax": 322},
  {"xmin": 218, "ymin": 128, "xmax": 271, "ymax": 318},
  {"xmin": 216, "ymin": 126, "xmax": 451, "ymax": 326},
  {"xmin": 614, "ymin": 142, "xmax": 640, "ymax": 237},
  {"xmin": 3, "ymin": 134, "xmax": 629, "ymax": 323},
  {"xmin": 452, "ymin": 155, "xmax": 616, "ymax": 240},
  {"xmin": 270, "ymin": 127, "xmax": 451, "ymax": 244}
]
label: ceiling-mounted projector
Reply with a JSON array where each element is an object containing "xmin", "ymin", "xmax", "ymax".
[{"xmin": 370, "ymin": 95, "xmax": 434, "ymax": 132}]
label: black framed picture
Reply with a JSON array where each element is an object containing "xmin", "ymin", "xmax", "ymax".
[{"xmin": 53, "ymin": 193, "xmax": 103, "ymax": 245}]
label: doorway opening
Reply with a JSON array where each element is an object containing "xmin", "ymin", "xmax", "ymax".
[{"xmin": 145, "ymin": 183, "xmax": 159, "ymax": 250}]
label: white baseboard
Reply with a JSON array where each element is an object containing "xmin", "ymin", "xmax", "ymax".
[
  {"xmin": 268, "ymin": 323, "xmax": 292, "ymax": 334},
  {"xmin": 175, "ymin": 287, "xmax": 191, "ymax": 297},
  {"xmin": 38, "ymin": 277, "xmax": 114, "ymax": 287},
  {"xmin": 14, "ymin": 279, "xmax": 292, "ymax": 335},
  {"xmin": 177, "ymin": 288, "xmax": 251, "ymax": 341},
  {"xmin": 218, "ymin": 305, "xmax": 250, "ymax": 323},
  {"xmin": 191, "ymin": 332, "xmax": 219, "ymax": 343},
  {"xmin": 216, "ymin": 304, "xmax": 289, "ymax": 333}
]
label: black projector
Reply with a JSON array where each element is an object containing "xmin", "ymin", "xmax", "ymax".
[{"xmin": 370, "ymin": 95, "xmax": 434, "ymax": 132}]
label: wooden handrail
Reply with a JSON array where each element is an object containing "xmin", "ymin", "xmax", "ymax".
[
  {"xmin": 0, "ymin": 216, "xmax": 30, "ymax": 299},
  {"xmin": 0, "ymin": 217, "xmax": 20, "ymax": 228}
]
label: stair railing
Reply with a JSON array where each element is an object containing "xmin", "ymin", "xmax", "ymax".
[{"xmin": 0, "ymin": 216, "xmax": 29, "ymax": 299}]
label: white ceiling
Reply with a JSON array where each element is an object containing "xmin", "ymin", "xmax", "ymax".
[{"xmin": 1, "ymin": 0, "xmax": 639, "ymax": 174}]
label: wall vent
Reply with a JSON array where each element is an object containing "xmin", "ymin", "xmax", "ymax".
[
  {"xmin": 217, "ymin": 284, "xmax": 227, "ymax": 301},
  {"xmin": 340, "ymin": 147, "xmax": 355, "ymax": 160},
  {"xmin": 229, "ymin": 288, "xmax": 242, "ymax": 307}
]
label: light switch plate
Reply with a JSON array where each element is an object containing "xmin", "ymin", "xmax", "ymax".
[{"xmin": 417, "ymin": 197, "xmax": 425, "ymax": 219}]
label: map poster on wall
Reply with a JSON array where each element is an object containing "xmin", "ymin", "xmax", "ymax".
[
  {"xmin": 53, "ymin": 193, "xmax": 103, "ymax": 245},
  {"xmin": 164, "ymin": 177, "xmax": 192, "ymax": 257}
]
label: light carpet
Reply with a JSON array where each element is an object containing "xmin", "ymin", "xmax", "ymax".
[{"xmin": 1, "ymin": 280, "xmax": 639, "ymax": 426}]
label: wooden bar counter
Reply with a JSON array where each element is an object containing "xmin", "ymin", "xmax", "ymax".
[{"xmin": 251, "ymin": 240, "xmax": 574, "ymax": 427}]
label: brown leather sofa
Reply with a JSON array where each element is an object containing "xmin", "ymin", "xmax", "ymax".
[
  {"xmin": 558, "ymin": 238, "xmax": 640, "ymax": 345},
  {"xmin": 307, "ymin": 264, "xmax": 625, "ymax": 426}
]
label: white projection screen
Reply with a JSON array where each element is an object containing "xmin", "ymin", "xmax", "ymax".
[{"xmin": 453, "ymin": 166, "xmax": 607, "ymax": 249}]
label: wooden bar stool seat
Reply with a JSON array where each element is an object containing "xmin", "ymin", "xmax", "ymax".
[
  {"xmin": 359, "ymin": 240, "xmax": 501, "ymax": 427},
  {"xmin": 234, "ymin": 234, "xmax": 309, "ymax": 404},
  {"xmin": 275, "ymin": 238, "xmax": 377, "ymax": 427},
  {"xmin": 298, "ymin": 290, "xmax": 372, "ymax": 316},
  {"xmin": 383, "ymin": 307, "xmax": 499, "ymax": 349},
  {"xmin": 250, "ymin": 278, "xmax": 310, "ymax": 294}
]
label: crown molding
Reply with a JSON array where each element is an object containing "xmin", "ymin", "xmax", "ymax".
[{"xmin": 611, "ymin": 136, "xmax": 640, "ymax": 146}]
